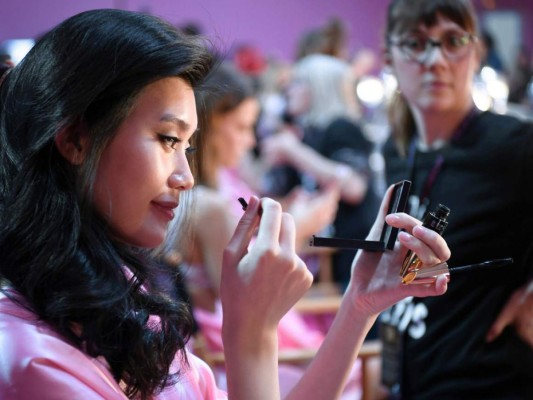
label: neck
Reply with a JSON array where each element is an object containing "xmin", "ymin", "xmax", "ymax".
[{"xmin": 412, "ymin": 105, "xmax": 475, "ymax": 148}]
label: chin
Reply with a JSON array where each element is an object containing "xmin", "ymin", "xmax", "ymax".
[{"xmin": 121, "ymin": 230, "xmax": 167, "ymax": 249}]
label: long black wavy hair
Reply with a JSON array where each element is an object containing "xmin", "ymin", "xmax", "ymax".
[{"xmin": 0, "ymin": 9, "xmax": 213, "ymax": 399}]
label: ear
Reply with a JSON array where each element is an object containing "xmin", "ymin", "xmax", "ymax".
[
  {"xmin": 54, "ymin": 123, "xmax": 89, "ymax": 165},
  {"xmin": 383, "ymin": 47, "xmax": 393, "ymax": 69}
]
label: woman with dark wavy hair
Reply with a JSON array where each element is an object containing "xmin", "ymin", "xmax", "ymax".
[{"xmin": 0, "ymin": 8, "xmax": 450, "ymax": 400}]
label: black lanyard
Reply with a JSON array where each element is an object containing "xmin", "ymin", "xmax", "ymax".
[{"xmin": 406, "ymin": 108, "xmax": 479, "ymax": 217}]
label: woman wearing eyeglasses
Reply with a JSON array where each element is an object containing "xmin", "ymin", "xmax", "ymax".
[{"xmin": 379, "ymin": 0, "xmax": 533, "ymax": 399}]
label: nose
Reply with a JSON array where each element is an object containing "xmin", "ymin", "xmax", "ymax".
[
  {"xmin": 422, "ymin": 44, "xmax": 446, "ymax": 66},
  {"xmin": 169, "ymin": 170, "xmax": 194, "ymax": 191},
  {"xmin": 168, "ymin": 157, "xmax": 194, "ymax": 191}
]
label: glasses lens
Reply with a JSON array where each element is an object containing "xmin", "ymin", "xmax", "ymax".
[
  {"xmin": 396, "ymin": 32, "xmax": 473, "ymax": 62},
  {"xmin": 442, "ymin": 33, "xmax": 472, "ymax": 59},
  {"xmin": 400, "ymin": 36, "xmax": 427, "ymax": 60}
]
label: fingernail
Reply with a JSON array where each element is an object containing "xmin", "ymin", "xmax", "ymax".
[
  {"xmin": 386, "ymin": 214, "xmax": 400, "ymax": 223},
  {"xmin": 398, "ymin": 231, "xmax": 411, "ymax": 241},
  {"xmin": 248, "ymin": 196, "xmax": 262, "ymax": 215},
  {"xmin": 413, "ymin": 225, "xmax": 429, "ymax": 236}
]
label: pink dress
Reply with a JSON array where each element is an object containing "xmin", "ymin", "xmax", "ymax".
[{"xmin": 0, "ymin": 291, "xmax": 227, "ymax": 399}]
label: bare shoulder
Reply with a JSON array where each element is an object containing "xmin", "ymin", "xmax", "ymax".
[{"xmin": 193, "ymin": 187, "xmax": 234, "ymax": 230}]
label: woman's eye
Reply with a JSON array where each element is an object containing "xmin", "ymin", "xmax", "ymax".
[
  {"xmin": 447, "ymin": 34, "xmax": 467, "ymax": 48},
  {"xmin": 404, "ymin": 37, "xmax": 426, "ymax": 51},
  {"xmin": 158, "ymin": 134, "xmax": 180, "ymax": 150},
  {"xmin": 185, "ymin": 147, "xmax": 197, "ymax": 154}
]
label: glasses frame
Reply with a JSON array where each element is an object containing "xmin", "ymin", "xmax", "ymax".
[{"xmin": 389, "ymin": 31, "xmax": 477, "ymax": 64}]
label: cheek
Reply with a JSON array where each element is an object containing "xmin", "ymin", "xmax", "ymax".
[
  {"xmin": 392, "ymin": 60, "xmax": 418, "ymax": 96},
  {"xmin": 93, "ymin": 142, "xmax": 159, "ymax": 234},
  {"xmin": 397, "ymin": 72, "xmax": 419, "ymax": 101}
]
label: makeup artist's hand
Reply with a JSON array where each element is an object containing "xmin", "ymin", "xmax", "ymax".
[
  {"xmin": 486, "ymin": 280, "xmax": 533, "ymax": 347},
  {"xmin": 221, "ymin": 195, "xmax": 313, "ymax": 334},
  {"xmin": 345, "ymin": 184, "xmax": 450, "ymax": 316}
]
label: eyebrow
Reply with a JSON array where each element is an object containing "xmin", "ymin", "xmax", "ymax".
[{"xmin": 160, "ymin": 113, "xmax": 198, "ymax": 133}]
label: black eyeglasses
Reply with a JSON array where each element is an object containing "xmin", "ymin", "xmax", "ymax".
[{"xmin": 389, "ymin": 31, "xmax": 477, "ymax": 63}]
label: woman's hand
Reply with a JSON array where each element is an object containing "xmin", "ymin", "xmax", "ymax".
[
  {"xmin": 221, "ymin": 195, "xmax": 313, "ymax": 336},
  {"xmin": 221, "ymin": 196, "xmax": 313, "ymax": 400},
  {"xmin": 345, "ymin": 184, "xmax": 450, "ymax": 317}
]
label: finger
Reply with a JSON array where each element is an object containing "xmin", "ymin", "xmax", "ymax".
[
  {"xmin": 405, "ymin": 273, "xmax": 449, "ymax": 297},
  {"xmin": 370, "ymin": 274, "xmax": 448, "ymax": 312},
  {"xmin": 385, "ymin": 212, "xmax": 423, "ymax": 234},
  {"xmin": 255, "ymin": 197, "xmax": 283, "ymax": 247},
  {"xmin": 396, "ymin": 233, "xmax": 439, "ymax": 269},
  {"xmin": 412, "ymin": 225, "xmax": 451, "ymax": 264},
  {"xmin": 515, "ymin": 311, "xmax": 533, "ymax": 343},
  {"xmin": 278, "ymin": 212, "xmax": 296, "ymax": 255},
  {"xmin": 486, "ymin": 293, "xmax": 520, "ymax": 342},
  {"xmin": 225, "ymin": 196, "xmax": 261, "ymax": 262}
]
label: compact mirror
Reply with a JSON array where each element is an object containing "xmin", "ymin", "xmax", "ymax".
[{"xmin": 309, "ymin": 180, "xmax": 411, "ymax": 252}]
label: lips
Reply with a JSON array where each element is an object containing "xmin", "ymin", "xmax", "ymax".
[
  {"xmin": 427, "ymin": 81, "xmax": 448, "ymax": 88},
  {"xmin": 421, "ymin": 76, "xmax": 449, "ymax": 89},
  {"xmin": 151, "ymin": 200, "xmax": 178, "ymax": 221}
]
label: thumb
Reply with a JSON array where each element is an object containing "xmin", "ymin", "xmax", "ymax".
[{"xmin": 486, "ymin": 289, "xmax": 523, "ymax": 342}]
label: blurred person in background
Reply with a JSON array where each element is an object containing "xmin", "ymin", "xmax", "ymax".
[{"xmin": 260, "ymin": 51, "xmax": 380, "ymax": 294}]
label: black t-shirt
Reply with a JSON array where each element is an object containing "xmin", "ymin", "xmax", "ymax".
[
  {"xmin": 312, "ymin": 118, "xmax": 380, "ymax": 285},
  {"xmin": 381, "ymin": 111, "xmax": 533, "ymax": 399}
]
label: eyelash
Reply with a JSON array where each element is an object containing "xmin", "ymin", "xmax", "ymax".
[
  {"xmin": 158, "ymin": 134, "xmax": 180, "ymax": 149},
  {"xmin": 158, "ymin": 134, "xmax": 196, "ymax": 154}
]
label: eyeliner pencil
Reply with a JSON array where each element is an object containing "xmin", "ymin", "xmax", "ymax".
[{"xmin": 238, "ymin": 197, "xmax": 262, "ymax": 215}]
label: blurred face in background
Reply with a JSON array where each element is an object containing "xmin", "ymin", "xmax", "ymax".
[
  {"xmin": 388, "ymin": 14, "xmax": 480, "ymax": 116},
  {"xmin": 209, "ymin": 97, "xmax": 260, "ymax": 168}
]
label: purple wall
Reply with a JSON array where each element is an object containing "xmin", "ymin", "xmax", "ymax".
[
  {"xmin": 1, "ymin": 0, "xmax": 532, "ymax": 63},
  {"xmin": 0, "ymin": 0, "xmax": 387, "ymax": 62}
]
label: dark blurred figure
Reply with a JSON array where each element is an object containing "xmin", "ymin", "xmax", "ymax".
[
  {"xmin": 508, "ymin": 45, "xmax": 533, "ymax": 105},
  {"xmin": 0, "ymin": 44, "xmax": 14, "ymax": 67},
  {"xmin": 480, "ymin": 29, "xmax": 506, "ymax": 74},
  {"xmin": 294, "ymin": 17, "xmax": 349, "ymax": 61}
]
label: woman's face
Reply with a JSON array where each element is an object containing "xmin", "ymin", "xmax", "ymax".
[
  {"xmin": 209, "ymin": 97, "xmax": 260, "ymax": 168},
  {"xmin": 388, "ymin": 14, "xmax": 480, "ymax": 116},
  {"xmin": 93, "ymin": 77, "xmax": 197, "ymax": 248}
]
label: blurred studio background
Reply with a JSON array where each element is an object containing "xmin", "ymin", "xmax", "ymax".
[{"xmin": 2, "ymin": 0, "xmax": 533, "ymax": 199}]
